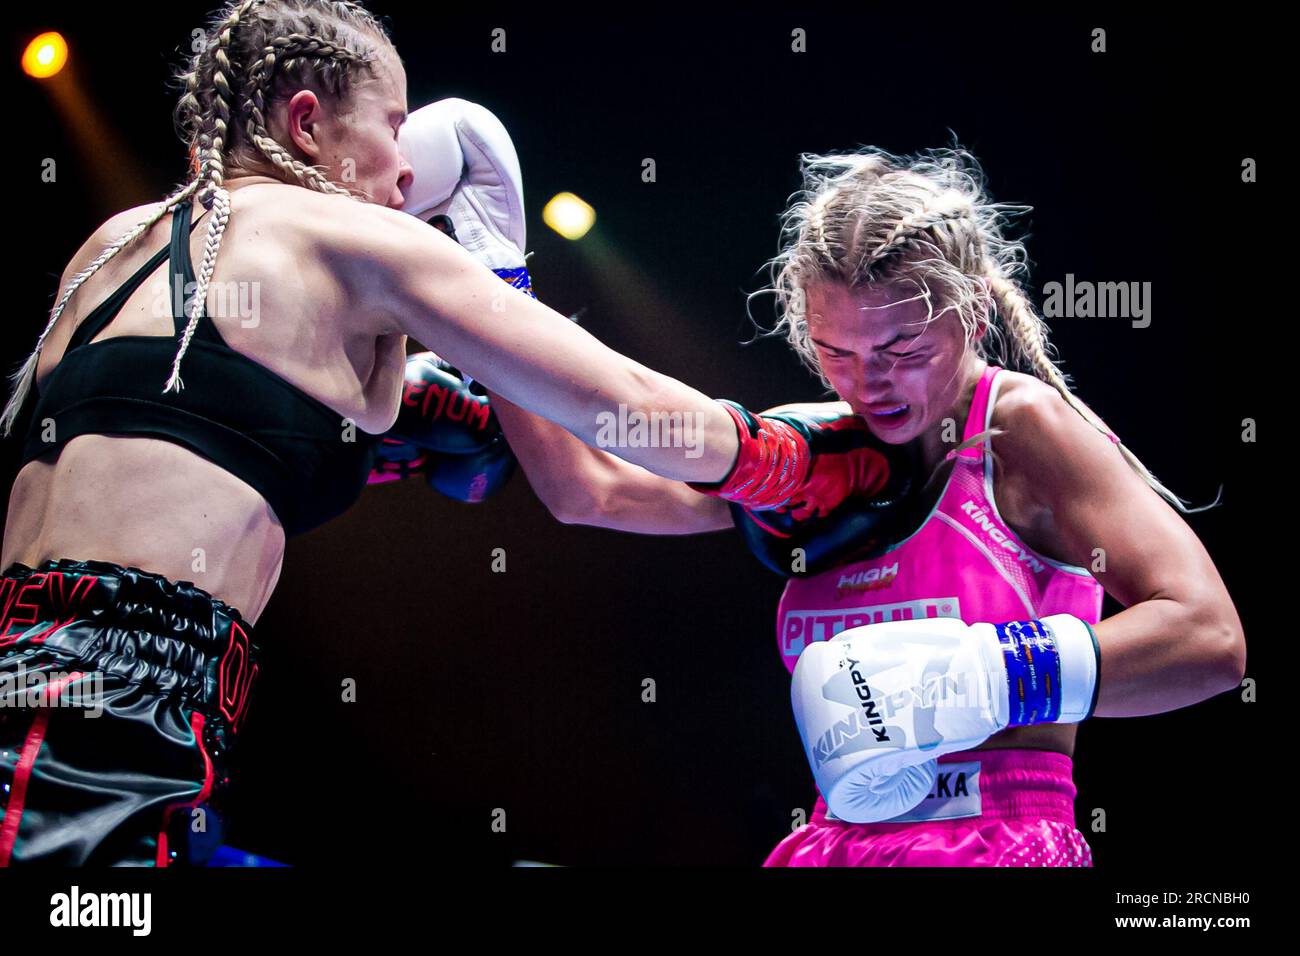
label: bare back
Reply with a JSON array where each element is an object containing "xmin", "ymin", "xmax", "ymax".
[{"xmin": 2, "ymin": 183, "xmax": 408, "ymax": 623}]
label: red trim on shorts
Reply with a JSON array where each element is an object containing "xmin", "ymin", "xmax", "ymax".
[
  {"xmin": 0, "ymin": 671, "xmax": 83, "ymax": 866},
  {"xmin": 155, "ymin": 711, "xmax": 214, "ymax": 868}
]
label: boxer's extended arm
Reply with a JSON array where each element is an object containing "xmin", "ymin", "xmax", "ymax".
[
  {"xmin": 487, "ymin": 394, "xmax": 862, "ymax": 533},
  {"xmin": 330, "ymin": 203, "xmax": 739, "ymax": 484},
  {"xmin": 485, "ymin": 387, "xmax": 733, "ymax": 533},
  {"xmin": 383, "ymin": 99, "xmax": 864, "ymax": 526}
]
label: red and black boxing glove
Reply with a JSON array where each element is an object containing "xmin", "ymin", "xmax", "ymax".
[
  {"xmin": 732, "ymin": 433, "xmax": 922, "ymax": 577},
  {"xmin": 690, "ymin": 403, "xmax": 922, "ymax": 576},
  {"xmin": 690, "ymin": 401, "xmax": 893, "ymax": 515}
]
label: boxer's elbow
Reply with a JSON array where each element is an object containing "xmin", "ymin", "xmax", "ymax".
[
  {"xmin": 527, "ymin": 466, "xmax": 617, "ymax": 527},
  {"xmin": 1185, "ymin": 600, "xmax": 1247, "ymax": 697},
  {"xmin": 553, "ymin": 488, "xmax": 637, "ymax": 529},
  {"xmin": 547, "ymin": 472, "xmax": 644, "ymax": 530},
  {"xmin": 546, "ymin": 488, "xmax": 607, "ymax": 526},
  {"xmin": 1208, "ymin": 623, "xmax": 1247, "ymax": 695}
]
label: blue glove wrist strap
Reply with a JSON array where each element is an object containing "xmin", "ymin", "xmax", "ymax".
[
  {"xmin": 996, "ymin": 619, "xmax": 1063, "ymax": 727},
  {"xmin": 494, "ymin": 266, "xmax": 534, "ymax": 298}
]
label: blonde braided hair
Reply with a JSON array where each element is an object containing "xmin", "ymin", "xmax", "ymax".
[
  {"xmin": 757, "ymin": 144, "xmax": 1208, "ymax": 514},
  {"xmin": 2, "ymin": 0, "xmax": 393, "ymax": 431}
]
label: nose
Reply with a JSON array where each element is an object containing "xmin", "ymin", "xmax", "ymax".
[
  {"xmin": 391, "ymin": 157, "xmax": 415, "ymax": 209},
  {"xmin": 853, "ymin": 356, "xmax": 897, "ymax": 403}
]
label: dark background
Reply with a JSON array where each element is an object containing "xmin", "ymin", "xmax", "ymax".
[{"xmin": 1, "ymin": 5, "xmax": 1274, "ymax": 870}]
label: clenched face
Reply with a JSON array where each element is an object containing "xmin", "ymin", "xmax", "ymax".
[{"xmin": 804, "ymin": 281, "xmax": 977, "ymax": 445}]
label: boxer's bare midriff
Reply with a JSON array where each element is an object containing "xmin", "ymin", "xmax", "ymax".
[
  {"xmin": 1, "ymin": 183, "xmax": 406, "ymax": 624},
  {"xmin": 3, "ymin": 436, "xmax": 289, "ymax": 624}
]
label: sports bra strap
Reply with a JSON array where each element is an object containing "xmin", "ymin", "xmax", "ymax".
[
  {"xmin": 66, "ymin": 246, "xmax": 169, "ymax": 353},
  {"xmin": 65, "ymin": 204, "xmax": 211, "ymax": 354},
  {"xmin": 169, "ymin": 202, "xmax": 225, "ymax": 344},
  {"xmin": 953, "ymin": 364, "xmax": 1002, "ymax": 461}
]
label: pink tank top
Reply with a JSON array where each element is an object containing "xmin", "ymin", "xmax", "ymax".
[{"xmin": 776, "ymin": 365, "xmax": 1102, "ymax": 673}]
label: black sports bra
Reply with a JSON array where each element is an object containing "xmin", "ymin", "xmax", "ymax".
[{"xmin": 21, "ymin": 202, "xmax": 381, "ymax": 536}]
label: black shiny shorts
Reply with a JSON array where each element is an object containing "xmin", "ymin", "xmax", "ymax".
[{"xmin": 0, "ymin": 558, "xmax": 258, "ymax": 866}]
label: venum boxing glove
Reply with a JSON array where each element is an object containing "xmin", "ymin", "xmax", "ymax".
[{"xmin": 368, "ymin": 352, "xmax": 516, "ymax": 502}]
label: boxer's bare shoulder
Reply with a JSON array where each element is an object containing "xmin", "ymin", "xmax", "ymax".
[
  {"xmin": 241, "ymin": 186, "xmax": 455, "ymax": 338},
  {"xmin": 987, "ymin": 370, "xmax": 1100, "ymax": 567}
]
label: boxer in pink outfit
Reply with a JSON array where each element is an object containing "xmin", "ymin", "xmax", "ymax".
[
  {"xmin": 764, "ymin": 364, "xmax": 1098, "ymax": 866},
  {"xmin": 490, "ymin": 146, "xmax": 1246, "ymax": 866}
]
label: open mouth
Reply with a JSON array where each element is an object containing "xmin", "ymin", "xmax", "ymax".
[{"xmin": 866, "ymin": 404, "xmax": 911, "ymax": 428}]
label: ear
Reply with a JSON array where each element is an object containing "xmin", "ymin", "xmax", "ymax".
[{"xmin": 283, "ymin": 89, "xmax": 325, "ymax": 159}]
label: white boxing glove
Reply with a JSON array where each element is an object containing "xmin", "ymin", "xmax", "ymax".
[
  {"xmin": 396, "ymin": 100, "xmax": 463, "ymax": 220},
  {"xmin": 791, "ymin": 614, "xmax": 1099, "ymax": 823},
  {"xmin": 399, "ymin": 98, "xmax": 528, "ymax": 277},
  {"xmin": 821, "ymin": 759, "xmax": 940, "ymax": 825}
]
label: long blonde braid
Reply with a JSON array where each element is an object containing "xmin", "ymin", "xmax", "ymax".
[
  {"xmin": 164, "ymin": 0, "xmax": 259, "ymax": 392},
  {"xmin": 166, "ymin": 1, "xmax": 382, "ymax": 392}
]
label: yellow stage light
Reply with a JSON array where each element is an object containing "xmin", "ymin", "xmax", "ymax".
[
  {"xmin": 543, "ymin": 192, "xmax": 596, "ymax": 240},
  {"xmin": 22, "ymin": 32, "xmax": 68, "ymax": 79}
]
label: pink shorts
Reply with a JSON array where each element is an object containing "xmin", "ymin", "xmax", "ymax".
[{"xmin": 764, "ymin": 748, "xmax": 1093, "ymax": 867}]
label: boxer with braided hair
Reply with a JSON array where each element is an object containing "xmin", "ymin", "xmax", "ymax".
[
  {"xmin": 487, "ymin": 144, "xmax": 1245, "ymax": 865},
  {"xmin": 0, "ymin": 3, "xmax": 879, "ymax": 866},
  {"xmin": 769, "ymin": 146, "xmax": 1202, "ymax": 513}
]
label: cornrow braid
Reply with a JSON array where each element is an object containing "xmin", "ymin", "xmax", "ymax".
[
  {"xmin": 164, "ymin": 2, "xmax": 390, "ymax": 391},
  {"xmin": 863, "ymin": 195, "xmax": 974, "ymax": 273},
  {"xmin": 196, "ymin": 0, "xmax": 259, "ymax": 209},
  {"xmin": 167, "ymin": 15, "xmax": 380, "ymax": 392},
  {"xmin": 165, "ymin": 0, "xmax": 252, "ymax": 391},
  {"xmin": 164, "ymin": 185, "xmax": 232, "ymax": 392},
  {"xmin": 240, "ymin": 34, "xmax": 367, "ymax": 196},
  {"xmin": 809, "ymin": 191, "xmax": 831, "ymax": 253}
]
